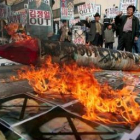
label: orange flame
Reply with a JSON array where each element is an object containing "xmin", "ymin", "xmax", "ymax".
[
  {"xmin": 5, "ymin": 23, "xmax": 31, "ymax": 43},
  {"xmin": 11, "ymin": 57, "xmax": 140, "ymax": 127}
]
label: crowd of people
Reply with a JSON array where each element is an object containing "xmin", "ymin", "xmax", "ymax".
[
  {"xmin": 0, "ymin": 4, "xmax": 140, "ymax": 54},
  {"xmin": 59, "ymin": 5, "xmax": 140, "ymax": 53}
]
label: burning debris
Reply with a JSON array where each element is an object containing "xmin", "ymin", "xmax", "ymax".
[
  {"xmin": 10, "ymin": 57, "xmax": 140, "ymax": 128},
  {"xmin": 5, "ymin": 23, "xmax": 31, "ymax": 43}
]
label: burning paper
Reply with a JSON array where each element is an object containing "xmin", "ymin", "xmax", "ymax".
[{"xmin": 11, "ymin": 57, "xmax": 140, "ymax": 128}]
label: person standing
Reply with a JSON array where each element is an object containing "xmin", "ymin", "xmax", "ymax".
[
  {"xmin": 115, "ymin": 5, "xmax": 139, "ymax": 52},
  {"xmin": 87, "ymin": 13, "xmax": 104, "ymax": 47},
  {"xmin": 104, "ymin": 23, "xmax": 115, "ymax": 49},
  {"xmin": 59, "ymin": 21, "xmax": 70, "ymax": 42}
]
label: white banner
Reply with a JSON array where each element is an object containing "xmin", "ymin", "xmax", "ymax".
[
  {"xmin": 29, "ymin": 9, "xmax": 51, "ymax": 26},
  {"xmin": 77, "ymin": 4, "xmax": 101, "ymax": 20},
  {"xmin": 77, "ymin": 3, "xmax": 95, "ymax": 20},
  {"xmin": 106, "ymin": 7, "xmax": 119, "ymax": 18},
  {"xmin": 120, "ymin": 0, "xmax": 137, "ymax": 14}
]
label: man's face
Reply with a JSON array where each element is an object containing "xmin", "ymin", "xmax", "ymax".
[
  {"xmin": 127, "ymin": 8, "xmax": 134, "ymax": 17},
  {"xmin": 95, "ymin": 16, "xmax": 100, "ymax": 22}
]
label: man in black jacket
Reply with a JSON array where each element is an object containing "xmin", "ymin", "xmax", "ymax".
[
  {"xmin": 87, "ymin": 13, "xmax": 104, "ymax": 47},
  {"xmin": 115, "ymin": 5, "xmax": 139, "ymax": 52}
]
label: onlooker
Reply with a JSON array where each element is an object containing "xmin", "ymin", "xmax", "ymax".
[
  {"xmin": 115, "ymin": 5, "xmax": 139, "ymax": 52},
  {"xmin": 87, "ymin": 13, "xmax": 104, "ymax": 47},
  {"xmin": 59, "ymin": 21, "xmax": 71, "ymax": 42},
  {"xmin": 104, "ymin": 23, "xmax": 115, "ymax": 49}
]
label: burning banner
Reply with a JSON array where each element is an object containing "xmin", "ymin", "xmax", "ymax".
[{"xmin": 1, "ymin": 40, "xmax": 140, "ymax": 71}]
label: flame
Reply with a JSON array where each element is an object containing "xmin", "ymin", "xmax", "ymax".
[
  {"xmin": 5, "ymin": 23, "xmax": 31, "ymax": 42},
  {"xmin": 11, "ymin": 57, "xmax": 140, "ymax": 127}
]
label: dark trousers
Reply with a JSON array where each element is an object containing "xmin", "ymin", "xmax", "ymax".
[
  {"xmin": 105, "ymin": 42, "xmax": 113, "ymax": 49},
  {"xmin": 117, "ymin": 32, "xmax": 133, "ymax": 52},
  {"xmin": 91, "ymin": 33, "xmax": 103, "ymax": 47}
]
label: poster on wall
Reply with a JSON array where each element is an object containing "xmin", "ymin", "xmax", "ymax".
[
  {"xmin": 28, "ymin": 0, "xmax": 53, "ymax": 39},
  {"xmin": 119, "ymin": 0, "xmax": 137, "ymax": 14},
  {"xmin": 60, "ymin": 0, "xmax": 74, "ymax": 20},
  {"xmin": 72, "ymin": 26, "xmax": 86, "ymax": 45}
]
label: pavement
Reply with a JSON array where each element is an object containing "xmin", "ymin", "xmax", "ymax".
[{"xmin": 0, "ymin": 65, "xmax": 33, "ymax": 99}]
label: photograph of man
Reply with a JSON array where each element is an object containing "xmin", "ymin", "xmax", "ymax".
[
  {"xmin": 115, "ymin": 5, "xmax": 139, "ymax": 52},
  {"xmin": 28, "ymin": 0, "xmax": 53, "ymax": 40}
]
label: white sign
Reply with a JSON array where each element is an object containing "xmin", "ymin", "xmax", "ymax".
[
  {"xmin": 29, "ymin": 9, "xmax": 51, "ymax": 26},
  {"xmin": 120, "ymin": 0, "xmax": 137, "ymax": 14},
  {"xmin": 106, "ymin": 7, "xmax": 119, "ymax": 18},
  {"xmin": 77, "ymin": 3, "xmax": 95, "ymax": 20},
  {"xmin": 77, "ymin": 4, "xmax": 101, "ymax": 20}
]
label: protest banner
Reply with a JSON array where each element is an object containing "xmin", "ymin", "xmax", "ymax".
[
  {"xmin": 60, "ymin": 0, "xmax": 74, "ymax": 20},
  {"xmin": 77, "ymin": 3, "xmax": 101, "ymax": 20},
  {"xmin": 72, "ymin": 26, "xmax": 86, "ymax": 45},
  {"xmin": 28, "ymin": 0, "xmax": 53, "ymax": 39},
  {"xmin": 119, "ymin": 0, "xmax": 137, "ymax": 14},
  {"xmin": 106, "ymin": 7, "xmax": 119, "ymax": 18},
  {"xmin": 29, "ymin": 9, "xmax": 51, "ymax": 26},
  {"xmin": 77, "ymin": 3, "xmax": 95, "ymax": 20}
]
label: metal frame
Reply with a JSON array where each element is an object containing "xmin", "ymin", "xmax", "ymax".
[{"xmin": 12, "ymin": 106, "xmax": 117, "ymax": 140}]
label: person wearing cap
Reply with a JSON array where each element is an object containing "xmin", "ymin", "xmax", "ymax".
[
  {"xmin": 104, "ymin": 23, "xmax": 115, "ymax": 49},
  {"xmin": 115, "ymin": 5, "xmax": 139, "ymax": 52},
  {"xmin": 87, "ymin": 13, "xmax": 104, "ymax": 47}
]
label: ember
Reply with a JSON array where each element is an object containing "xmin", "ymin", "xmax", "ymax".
[{"xmin": 11, "ymin": 57, "xmax": 140, "ymax": 127}]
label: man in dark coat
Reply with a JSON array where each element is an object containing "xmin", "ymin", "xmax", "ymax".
[
  {"xmin": 115, "ymin": 5, "xmax": 139, "ymax": 52},
  {"xmin": 87, "ymin": 13, "xmax": 104, "ymax": 47}
]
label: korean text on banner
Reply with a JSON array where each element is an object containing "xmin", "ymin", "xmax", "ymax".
[
  {"xmin": 29, "ymin": 9, "xmax": 51, "ymax": 26},
  {"xmin": 77, "ymin": 3, "xmax": 95, "ymax": 20}
]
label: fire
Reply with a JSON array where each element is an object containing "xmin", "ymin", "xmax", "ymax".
[
  {"xmin": 11, "ymin": 57, "xmax": 140, "ymax": 127},
  {"xmin": 5, "ymin": 23, "xmax": 31, "ymax": 42}
]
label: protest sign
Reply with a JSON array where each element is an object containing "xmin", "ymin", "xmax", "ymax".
[
  {"xmin": 106, "ymin": 7, "xmax": 119, "ymax": 18},
  {"xmin": 72, "ymin": 26, "xmax": 86, "ymax": 45},
  {"xmin": 28, "ymin": 0, "xmax": 53, "ymax": 39},
  {"xmin": 29, "ymin": 9, "xmax": 51, "ymax": 26},
  {"xmin": 60, "ymin": 0, "xmax": 74, "ymax": 20},
  {"xmin": 77, "ymin": 3, "xmax": 101, "ymax": 20},
  {"xmin": 120, "ymin": 0, "xmax": 137, "ymax": 14}
]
